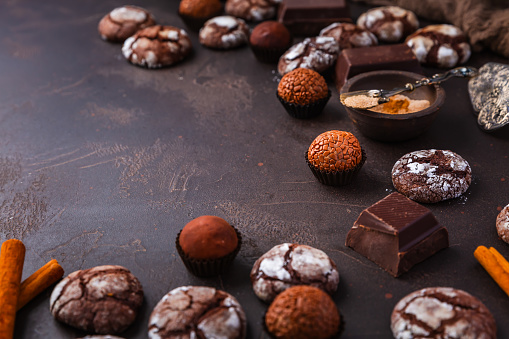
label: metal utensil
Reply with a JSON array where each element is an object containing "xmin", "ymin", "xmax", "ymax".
[{"xmin": 340, "ymin": 66, "xmax": 478, "ymax": 109}]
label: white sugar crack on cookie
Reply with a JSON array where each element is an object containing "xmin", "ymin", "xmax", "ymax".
[
  {"xmin": 122, "ymin": 25, "xmax": 192, "ymax": 68},
  {"xmin": 391, "ymin": 287, "xmax": 496, "ymax": 339},
  {"xmin": 199, "ymin": 16, "xmax": 250, "ymax": 50},
  {"xmin": 357, "ymin": 6, "xmax": 418, "ymax": 43},
  {"xmin": 250, "ymin": 243, "xmax": 339, "ymax": 302},
  {"xmin": 391, "ymin": 149, "xmax": 472, "ymax": 203}
]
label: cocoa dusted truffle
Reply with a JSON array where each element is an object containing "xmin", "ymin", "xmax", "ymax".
[
  {"xmin": 178, "ymin": 0, "xmax": 223, "ymax": 32},
  {"xmin": 176, "ymin": 215, "xmax": 241, "ymax": 276},
  {"xmin": 306, "ymin": 130, "xmax": 366, "ymax": 186},
  {"xmin": 249, "ymin": 21, "xmax": 292, "ymax": 63},
  {"xmin": 265, "ymin": 285, "xmax": 341, "ymax": 339},
  {"xmin": 276, "ymin": 68, "xmax": 331, "ymax": 118}
]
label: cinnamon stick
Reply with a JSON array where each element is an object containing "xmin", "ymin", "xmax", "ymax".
[
  {"xmin": 474, "ymin": 245, "xmax": 509, "ymax": 297},
  {"xmin": 0, "ymin": 239, "xmax": 26, "ymax": 339},
  {"xmin": 17, "ymin": 259, "xmax": 64, "ymax": 310}
]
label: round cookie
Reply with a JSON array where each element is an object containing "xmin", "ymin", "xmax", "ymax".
[
  {"xmin": 319, "ymin": 22, "xmax": 378, "ymax": 49},
  {"xmin": 391, "ymin": 149, "xmax": 472, "ymax": 203},
  {"xmin": 406, "ymin": 24, "xmax": 471, "ymax": 68},
  {"xmin": 391, "ymin": 287, "xmax": 496, "ymax": 339},
  {"xmin": 122, "ymin": 25, "xmax": 192, "ymax": 68},
  {"xmin": 357, "ymin": 6, "xmax": 418, "ymax": 43},
  {"xmin": 98, "ymin": 5, "xmax": 156, "ymax": 42},
  {"xmin": 265, "ymin": 285, "xmax": 341, "ymax": 339},
  {"xmin": 251, "ymin": 243, "xmax": 339, "ymax": 303},
  {"xmin": 148, "ymin": 286, "xmax": 247, "ymax": 339},
  {"xmin": 50, "ymin": 265, "xmax": 143, "ymax": 334},
  {"xmin": 225, "ymin": 0, "xmax": 276, "ymax": 22},
  {"xmin": 199, "ymin": 16, "xmax": 249, "ymax": 49},
  {"xmin": 277, "ymin": 36, "xmax": 339, "ymax": 76},
  {"xmin": 496, "ymin": 203, "xmax": 509, "ymax": 243}
]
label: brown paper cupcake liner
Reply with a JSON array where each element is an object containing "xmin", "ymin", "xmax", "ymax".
[
  {"xmin": 176, "ymin": 226, "xmax": 242, "ymax": 277},
  {"xmin": 305, "ymin": 148, "xmax": 367, "ymax": 186},
  {"xmin": 250, "ymin": 43, "xmax": 291, "ymax": 64},
  {"xmin": 277, "ymin": 90, "xmax": 331, "ymax": 119}
]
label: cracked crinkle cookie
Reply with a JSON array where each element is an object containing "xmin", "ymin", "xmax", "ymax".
[
  {"xmin": 357, "ymin": 6, "xmax": 418, "ymax": 43},
  {"xmin": 122, "ymin": 25, "xmax": 192, "ymax": 68},
  {"xmin": 496, "ymin": 203, "xmax": 509, "ymax": 243},
  {"xmin": 50, "ymin": 265, "xmax": 143, "ymax": 334},
  {"xmin": 225, "ymin": 0, "xmax": 276, "ymax": 22},
  {"xmin": 277, "ymin": 36, "xmax": 339, "ymax": 75},
  {"xmin": 391, "ymin": 149, "xmax": 472, "ymax": 203},
  {"xmin": 148, "ymin": 286, "xmax": 247, "ymax": 339},
  {"xmin": 406, "ymin": 24, "xmax": 471, "ymax": 68},
  {"xmin": 391, "ymin": 287, "xmax": 496, "ymax": 339},
  {"xmin": 199, "ymin": 16, "xmax": 249, "ymax": 49},
  {"xmin": 98, "ymin": 5, "xmax": 156, "ymax": 42},
  {"xmin": 319, "ymin": 22, "xmax": 378, "ymax": 49},
  {"xmin": 250, "ymin": 243, "xmax": 339, "ymax": 302}
]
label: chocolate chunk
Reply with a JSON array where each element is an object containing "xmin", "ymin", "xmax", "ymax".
[
  {"xmin": 277, "ymin": 0, "xmax": 351, "ymax": 36},
  {"xmin": 345, "ymin": 192, "xmax": 449, "ymax": 277},
  {"xmin": 50, "ymin": 265, "xmax": 143, "ymax": 334},
  {"xmin": 334, "ymin": 43, "xmax": 423, "ymax": 91}
]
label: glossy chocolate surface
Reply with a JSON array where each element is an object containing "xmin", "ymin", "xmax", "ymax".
[
  {"xmin": 278, "ymin": 0, "xmax": 351, "ymax": 36},
  {"xmin": 346, "ymin": 193, "xmax": 449, "ymax": 277},
  {"xmin": 335, "ymin": 44, "xmax": 423, "ymax": 91}
]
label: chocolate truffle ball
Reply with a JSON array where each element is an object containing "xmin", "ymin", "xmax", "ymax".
[
  {"xmin": 250, "ymin": 21, "xmax": 291, "ymax": 50},
  {"xmin": 265, "ymin": 285, "xmax": 341, "ymax": 339},
  {"xmin": 277, "ymin": 68, "xmax": 328, "ymax": 106},
  {"xmin": 179, "ymin": 0, "xmax": 222, "ymax": 18},
  {"xmin": 179, "ymin": 215, "xmax": 238, "ymax": 259},
  {"xmin": 308, "ymin": 130, "xmax": 363, "ymax": 172}
]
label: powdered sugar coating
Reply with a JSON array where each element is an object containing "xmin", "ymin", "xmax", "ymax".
[
  {"xmin": 496, "ymin": 203, "xmax": 509, "ymax": 243},
  {"xmin": 199, "ymin": 16, "xmax": 249, "ymax": 49},
  {"xmin": 122, "ymin": 25, "xmax": 192, "ymax": 68},
  {"xmin": 250, "ymin": 243, "xmax": 339, "ymax": 302},
  {"xmin": 392, "ymin": 149, "xmax": 472, "ymax": 203},
  {"xmin": 225, "ymin": 0, "xmax": 276, "ymax": 22},
  {"xmin": 278, "ymin": 37, "xmax": 339, "ymax": 75},
  {"xmin": 110, "ymin": 6, "xmax": 147, "ymax": 22},
  {"xmin": 391, "ymin": 287, "xmax": 496, "ymax": 339},
  {"xmin": 148, "ymin": 286, "xmax": 246, "ymax": 339},
  {"xmin": 320, "ymin": 22, "xmax": 378, "ymax": 49},
  {"xmin": 357, "ymin": 6, "xmax": 418, "ymax": 42},
  {"xmin": 406, "ymin": 24, "xmax": 471, "ymax": 68}
]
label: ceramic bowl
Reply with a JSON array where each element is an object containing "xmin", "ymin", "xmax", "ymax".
[{"xmin": 340, "ymin": 70, "xmax": 446, "ymax": 142}]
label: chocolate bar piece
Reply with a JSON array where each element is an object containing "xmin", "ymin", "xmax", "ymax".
[
  {"xmin": 345, "ymin": 192, "xmax": 448, "ymax": 277},
  {"xmin": 278, "ymin": 0, "xmax": 351, "ymax": 36},
  {"xmin": 335, "ymin": 44, "xmax": 423, "ymax": 91}
]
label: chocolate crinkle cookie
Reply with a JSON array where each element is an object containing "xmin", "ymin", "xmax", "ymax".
[
  {"xmin": 319, "ymin": 22, "xmax": 378, "ymax": 49},
  {"xmin": 50, "ymin": 265, "xmax": 143, "ymax": 334},
  {"xmin": 78, "ymin": 336, "xmax": 125, "ymax": 339},
  {"xmin": 277, "ymin": 36, "xmax": 339, "ymax": 76},
  {"xmin": 392, "ymin": 149, "xmax": 472, "ymax": 204},
  {"xmin": 98, "ymin": 5, "xmax": 156, "ymax": 42},
  {"xmin": 496, "ymin": 203, "xmax": 509, "ymax": 244},
  {"xmin": 357, "ymin": 6, "xmax": 418, "ymax": 43},
  {"xmin": 199, "ymin": 16, "xmax": 249, "ymax": 49},
  {"xmin": 406, "ymin": 24, "xmax": 471, "ymax": 68},
  {"xmin": 122, "ymin": 25, "xmax": 192, "ymax": 68},
  {"xmin": 148, "ymin": 286, "xmax": 247, "ymax": 339},
  {"xmin": 391, "ymin": 287, "xmax": 496, "ymax": 339},
  {"xmin": 225, "ymin": 0, "xmax": 276, "ymax": 22},
  {"xmin": 250, "ymin": 243, "xmax": 339, "ymax": 302}
]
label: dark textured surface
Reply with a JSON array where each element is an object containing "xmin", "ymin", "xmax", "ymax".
[{"xmin": 0, "ymin": 0, "xmax": 508, "ymax": 338}]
